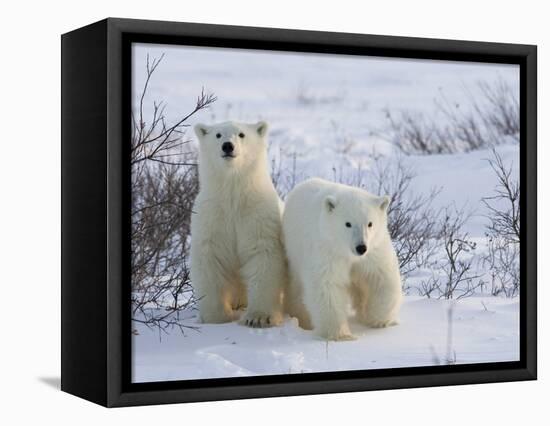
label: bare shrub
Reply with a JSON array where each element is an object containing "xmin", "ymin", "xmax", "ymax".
[
  {"xmin": 476, "ymin": 79, "xmax": 520, "ymax": 139},
  {"xmin": 420, "ymin": 207, "xmax": 483, "ymax": 299},
  {"xmin": 131, "ymin": 54, "xmax": 216, "ymax": 333},
  {"xmin": 269, "ymin": 147, "xmax": 303, "ymax": 200},
  {"xmin": 482, "ymin": 148, "xmax": 520, "ymax": 245},
  {"xmin": 484, "ymin": 236, "xmax": 520, "ymax": 297},
  {"xmin": 131, "ymin": 163, "xmax": 199, "ymax": 332},
  {"xmin": 384, "ymin": 109, "xmax": 451, "ymax": 155},
  {"xmin": 481, "ymin": 148, "xmax": 520, "ymax": 297},
  {"xmin": 435, "ymin": 92, "xmax": 489, "ymax": 152},
  {"xmin": 419, "ymin": 274, "xmax": 442, "ymax": 299},
  {"xmin": 386, "ymin": 78, "xmax": 519, "ymax": 155}
]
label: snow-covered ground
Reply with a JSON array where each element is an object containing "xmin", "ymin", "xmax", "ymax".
[
  {"xmin": 131, "ymin": 43, "xmax": 520, "ymax": 382},
  {"xmin": 133, "ymin": 296, "xmax": 518, "ymax": 383}
]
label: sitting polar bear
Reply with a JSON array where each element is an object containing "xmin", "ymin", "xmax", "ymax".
[
  {"xmin": 190, "ymin": 121, "xmax": 285, "ymax": 327},
  {"xmin": 282, "ymin": 178, "xmax": 402, "ymax": 340}
]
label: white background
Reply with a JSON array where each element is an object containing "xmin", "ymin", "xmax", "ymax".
[{"xmin": 0, "ymin": 0, "xmax": 545, "ymax": 424}]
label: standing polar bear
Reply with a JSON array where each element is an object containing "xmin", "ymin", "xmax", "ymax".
[
  {"xmin": 190, "ymin": 121, "xmax": 285, "ymax": 328},
  {"xmin": 283, "ymin": 178, "xmax": 402, "ymax": 340}
]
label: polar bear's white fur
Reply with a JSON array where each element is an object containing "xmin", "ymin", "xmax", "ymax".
[
  {"xmin": 190, "ymin": 121, "xmax": 285, "ymax": 328},
  {"xmin": 283, "ymin": 178, "xmax": 402, "ymax": 340}
]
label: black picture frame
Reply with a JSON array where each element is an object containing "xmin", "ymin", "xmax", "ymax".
[{"xmin": 61, "ymin": 17, "xmax": 537, "ymax": 407}]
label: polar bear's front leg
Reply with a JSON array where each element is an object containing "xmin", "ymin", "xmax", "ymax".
[
  {"xmin": 239, "ymin": 248, "xmax": 285, "ymax": 328},
  {"xmin": 303, "ymin": 271, "xmax": 355, "ymax": 341},
  {"xmin": 191, "ymin": 247, "xmax": 239, "ymax": 324},
  {"xmin": 358, "ymin": 265, "xmax": 402, "ymax": 328}
]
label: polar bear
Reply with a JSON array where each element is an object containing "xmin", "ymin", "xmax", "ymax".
[
  {"xmin": 282, "ymin": 178, "xmax": 402, "ymax": 340},
  {"xmin": 190, "ymin": 121, "xmax": 286, "ymax": 328}
]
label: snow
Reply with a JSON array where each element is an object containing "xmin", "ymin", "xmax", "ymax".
[
  {"xmin": 394, "ymin": 143, "xmax": 519, "ymax": 235},
  {"xmin": 131, "ymin": 43, "xmax": 520, "ymax": 382},
  {"xmin": 132, "ymin": 296, "xmax": 519, "ymax": 382}
]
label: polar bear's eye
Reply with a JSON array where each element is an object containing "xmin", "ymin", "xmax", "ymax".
[
  {"xmin": 345, "ymin": 222, "xmax": 351, "ymax": 228},
  {"xmin": 216, "ymin": 133, "xmax": 222, "ymax": 139},
  {"xmin": 368, "ymin": 222, "xmax": 373, "ymax": 228},
  {"xmin": 238, "ymin": 132, "xmax": 245, "ymax": 138}
]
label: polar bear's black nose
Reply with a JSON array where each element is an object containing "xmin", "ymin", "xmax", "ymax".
[
  {"xmin": 222, "ymin": 142, "xmax": 234, "ymax": 154},
  {"xmin": 356, "ymin": 244, "xmax": 367, "ymax": 255}
]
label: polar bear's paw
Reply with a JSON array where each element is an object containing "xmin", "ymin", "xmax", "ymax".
[
  {"xmin": 365, "ymin": 318, "xmax": 398, "ymax": 328},
  {"xmin": 317, "ymin": 332, "xmax": 357, "ymax": 342},
  {"xmin": 240, "ymin": 311, "xmax": 282, "ymax": 328},
  {"xmin": 316, "ymin": 325, "xmax": 357, "ymax": 341},
  {"xmin": 332, "ymin": 332, "xmax": 357, "ymax": 341}
]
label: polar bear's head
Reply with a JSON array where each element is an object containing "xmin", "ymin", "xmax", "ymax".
[
  {"xmin": 319, "ymin": 189, "xmax": 390, "ymax": 258},
  {"xmin": 194, "ymin": 121, "xmax": 269, "ymax": 174}
]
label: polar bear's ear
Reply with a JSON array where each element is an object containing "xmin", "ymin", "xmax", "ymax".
[
  {"xmin": 325, "ymin": 195, "xmax": 337, "ymax": 213},
  {"xmin": 255, "ymin": 121, "xmax": 269, "ymax": 137},
  {"xmin": 194, "ymin": 123, "xmax": 209, "ymax": 138},
  {"xmin": 379, "ymin": 195, "xmax": 391, "ymax": 211}
]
